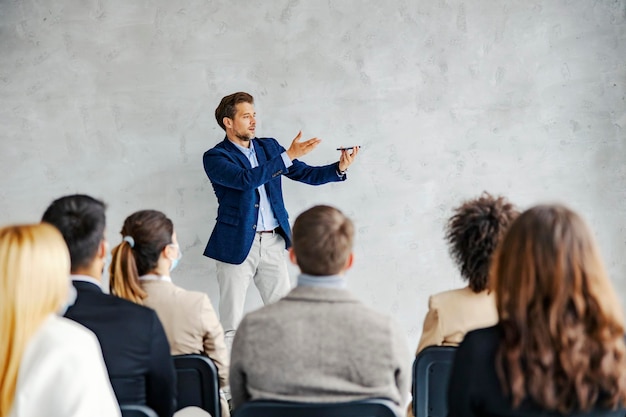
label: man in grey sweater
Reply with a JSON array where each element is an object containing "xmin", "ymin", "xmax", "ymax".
[{"xmin": 229, "ymin": 205, "xmax": 412, "ymax": 415}]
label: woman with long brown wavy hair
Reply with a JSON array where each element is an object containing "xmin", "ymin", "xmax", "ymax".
[{"xmin": 448, "ymin": 204, "xmax": 626, "ymax": 416}]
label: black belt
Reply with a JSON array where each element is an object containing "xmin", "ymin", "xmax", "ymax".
[{"xmin": 257, "ymin": 228, "xmax": 278, "ymax": 234}]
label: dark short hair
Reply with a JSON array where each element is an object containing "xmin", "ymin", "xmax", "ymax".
[
  {"xmin": 292, "ymin": 205, "xmax": 354, "ymax": 276},
  {"xmin": 215, "ymin": 92, "xmax": 254, "ymax": 131},
  {"xmin": 41, "ymin": 194, "xmax": 106, "ymax": 272},
  {"xmin": 445, "ymin": 192, "xmax": 518, "ymax": 292}
]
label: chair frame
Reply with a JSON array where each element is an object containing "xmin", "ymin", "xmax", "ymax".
[
  {"xmin": 412, "ymin": 345, "xmax": 457, "ymax": 417},
  {"xmin": 233, "ymin": 398, "xmax": 398, "ymax": 417},
  {"xmin": 120, "ymin": 404, "xmax": 159, "ymax": 417},
  {"xmin": 173, "ymin": 354, "xmax": 221, "ymax": 417}
]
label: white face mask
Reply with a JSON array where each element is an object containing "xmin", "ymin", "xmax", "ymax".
[
  {"xmin": 100, "ymin": 240, "xmax": 111, "ymax": 275},
  {"xmin": 102, "ymin": 251, "xmax": 112, "ymax": 274},
  {"xmin": 57, "ymin": 283, "xmax": 77, "ymax": 316}
]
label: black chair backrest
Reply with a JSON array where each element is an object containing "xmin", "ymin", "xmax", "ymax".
[
  {"xmin": 412, "ymin": 346, "xmax": 457, "ymax": 417},
  {"xmin": 120, "ymin": 404, "xmax": 159, "ymax": 417},
  {"xmin": 233, "ymin": 398, "xmax": 397, "ymax": 417},
  {"xmin": 173, "ymin": 354, "xmax": 221, "ymax": 417}
]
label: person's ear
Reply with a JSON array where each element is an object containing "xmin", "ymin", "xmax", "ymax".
[
  {"xmin": 344, "ymin": 252, "xmax": 354, "ymax": 271},
  {"xmin": 288, "ymin": 247, "xmax": 298, "ymax": 266},
  {"xmin": 223, "ymin": 117, "xmax": 232, "ymax": 129},
  {"xmin": 163, "ymin": 244, "xmax": 174, "ymax": 260},
  {"xmin": 97, "ymin": 240, "xmax": 107, "ymax": 260}
]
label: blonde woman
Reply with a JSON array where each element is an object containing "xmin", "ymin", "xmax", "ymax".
[{"xmin": 0, "ymin": 223, "xmax": 119, "ymax": 417}]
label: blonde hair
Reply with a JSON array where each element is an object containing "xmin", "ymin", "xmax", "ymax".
[{"xmin": 0, "ymin": 223, "xmax": 70, "ymax": 417}]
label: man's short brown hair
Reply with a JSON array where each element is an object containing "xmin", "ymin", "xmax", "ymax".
[
  {"xmin": 292, "ymin": 205, "xmax": 354, "ymax": 276},
  {"xmin": 215, "ymin": 92, "xmax": 254, "ymax": 131}
]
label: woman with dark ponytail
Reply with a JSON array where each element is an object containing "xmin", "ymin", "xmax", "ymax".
[{"xmin": 110, "ymin": 210, "xmax": 230, "ymax": 417}]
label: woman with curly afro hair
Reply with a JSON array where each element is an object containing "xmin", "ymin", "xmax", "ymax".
[
  {"xmin": 416, "ymin": 192, "xmax": 518, "ymax": 353},
  {"xmin": 448, "ymin": 204, "xmax": 626, "ymax": 416}
]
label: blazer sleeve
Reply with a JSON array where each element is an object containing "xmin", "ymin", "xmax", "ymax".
[
  {"xmin": 416, "ymin": 296, "xmax": 444, "ymax": 354},
  {"xmin": 283, "ymin": 159, "xmax": 346, "ymax": 185},
  {"xmin": 201, "ymin": 294, "xmax": 230, "ymax": 388},
  {"xmin": 203, "ymin": 147, "xmax": 288, "ymax": 191},
  {"xmin": 229, "ymin": 318, "xmax": 251, "ymax": 410},
  {"xmin": 146, "ymin": 312, "xmax": 177, "ymax": 417}
]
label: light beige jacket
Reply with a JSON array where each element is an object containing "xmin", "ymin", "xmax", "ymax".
[
  {"xmin": 230, "ymin": 286, "xmax": 412, "ymax": 416},
  {"xmin": 416, "ymin": 286, "xmax": 498, "ymax": 354},
  {"xmin": 140, "ymin": 278, "xmax": 229, "ymax": 417}
]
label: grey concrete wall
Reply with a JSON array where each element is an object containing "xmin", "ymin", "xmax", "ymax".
[{"xmin": 1, "ymin": 0, "xmax": 625, "ymax": 349}]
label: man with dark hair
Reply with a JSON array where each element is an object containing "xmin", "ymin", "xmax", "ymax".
[
  {"xmin": 229, "ymin": 205, "xmax": 411, "ymax": 415},
  {"xmin": 42, "ymin": 194, "xmax": 177, "ymax": 417},
  {"xmin": 203, "ymin": 92, "xmax": 359, "ymax": 347}
]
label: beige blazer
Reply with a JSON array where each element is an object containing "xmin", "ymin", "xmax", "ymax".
[
  {"xmin": 230, "ymin": 286, "xmax": 412, "ymax": 416},
  {"xmin": 416, "ymin": 286, "xmax": 498, "ymax": 354},
  {"xmin": 140, "ymin": 279, "xmax": 229, "ymax": 417}
]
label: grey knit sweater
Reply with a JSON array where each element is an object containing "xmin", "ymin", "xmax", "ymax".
[{"xmin": 230, "ymin": 286, "xmax": 412, "ymax": 415}]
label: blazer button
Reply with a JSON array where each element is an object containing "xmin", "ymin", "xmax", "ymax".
[
  {"xmin": 252, "ymin": 224, "xmax": 256, "ymax": 229},
  {"xmin": 254, "ymin": 204, "xmax": 259, "ymax": 208}
]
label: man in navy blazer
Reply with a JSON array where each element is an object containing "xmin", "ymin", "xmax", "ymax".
[
  {"xmin": 203, "ymin": 92, "xmax": 358, "ymax": 347},
  {"xmin": 42, "ymin": 194, "xmax": 178, "ymax": 417}
]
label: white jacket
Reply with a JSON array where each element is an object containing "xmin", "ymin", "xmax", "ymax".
[{"xmin": 10, "ymin": 315, "xmax": 120, "ymax": 417}]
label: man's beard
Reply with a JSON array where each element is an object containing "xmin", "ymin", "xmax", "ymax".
[{"xmin": 236, "ymin": 133, "xmax": 252, "ymax": 141}]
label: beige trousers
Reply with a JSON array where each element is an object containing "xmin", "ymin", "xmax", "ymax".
[{"xmin": 216, "ymin": 232, "xmax": 291, "ymax": 350}]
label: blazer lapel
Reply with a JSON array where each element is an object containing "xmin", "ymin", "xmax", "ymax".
[
  {"xmin": 222, "ymin": 138, "xmax": 253, "ymax": 168},
  {"xmin": 253, "ymin": 138, "xmax": 267, "ymax": 164},
  {"xmin": 252, "ymin": 139, "xmax": 273, "ymax": 197}
]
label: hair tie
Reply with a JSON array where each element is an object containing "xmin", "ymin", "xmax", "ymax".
[{"xmin": 123, "ymin": 235, "xmax": 135, "ymax": 248}]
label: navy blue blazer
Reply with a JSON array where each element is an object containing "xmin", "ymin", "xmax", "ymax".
[
  {"xmin": 64, "ymin": 280, "xmax": 177, "ymax": 417},
  {"xmin": 203, "ymin": 137, "xmax": 345, "ymax": 265}
]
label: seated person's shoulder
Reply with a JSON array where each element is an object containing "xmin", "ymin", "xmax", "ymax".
[
  {"xmin": 87, "ymin": 291, "xmax": 162, "ymax": 323},
  {"xmin": 459, "ymin": 325, "xmax": 501, "ymax": 353},
  {"xmin": 347, "ymin": 301, "xmax": 403, "ymax": 333},
  {"xmin": 105, "ymin": 291, "xmax": 155, "ymax": 310},
  {"xmin": 235, "ymin": 301, "xmax": 293, "ymax": 335},
  {"xmin": 429, "ymin": 287, "xmax": 474, "ymax": 305},
  {"xmin": 30, "ymin": 316, "xmax": 101, "ymax": 358},
  {"xmin": 161, "ymin": 283, "xmax": 212, "ymax": 310},
  {"xmin": 239, "ymin": 302, "xmax": 275, "ymax": 323},
  {"xmin": 178, "ymin": 286, "xmax": 209, "ymax": 303},
  {"xmin": 45, "ymin": 315, "xmax": 95, "ymax": 339}
]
